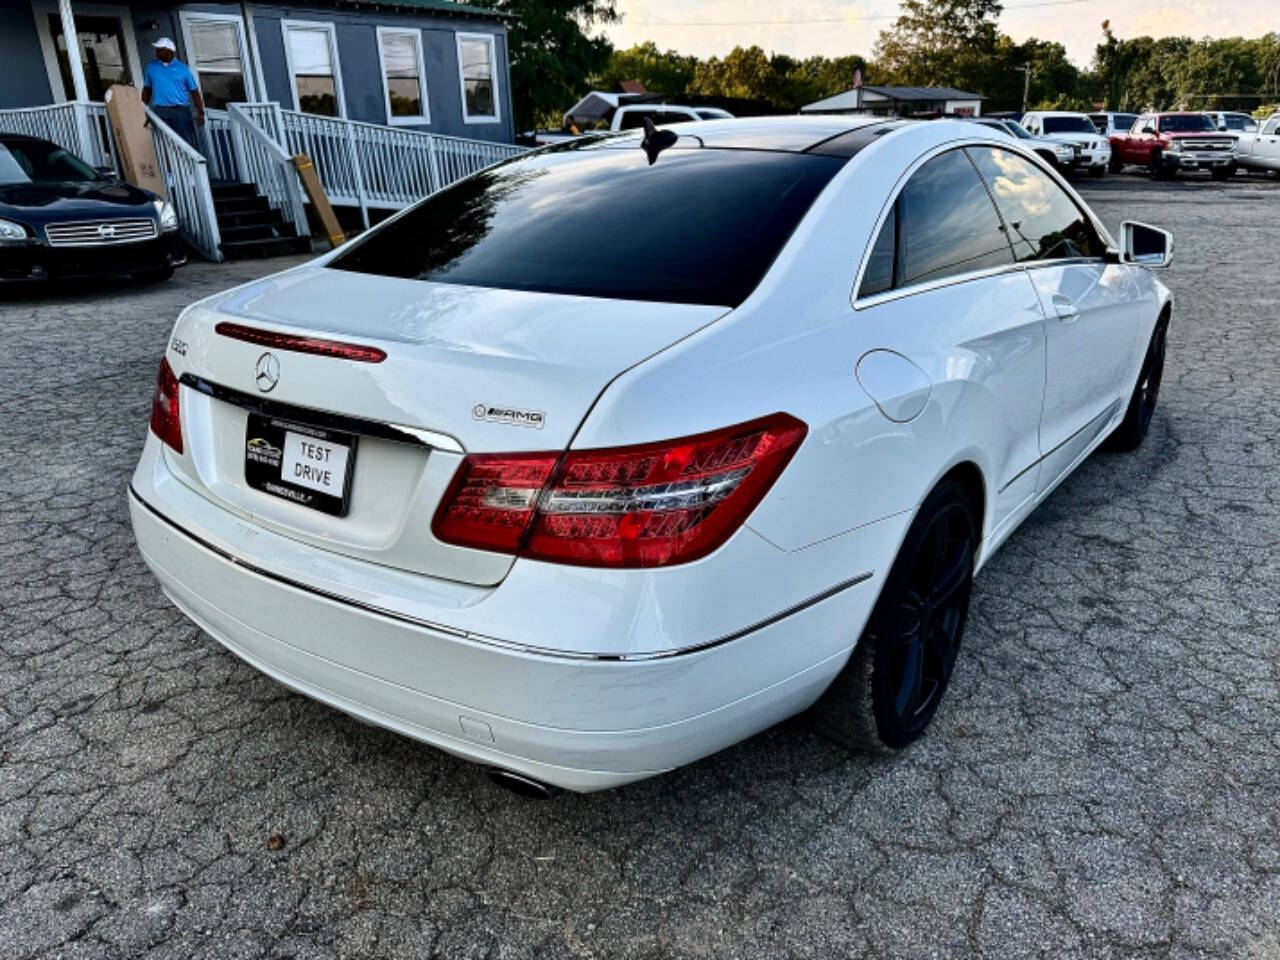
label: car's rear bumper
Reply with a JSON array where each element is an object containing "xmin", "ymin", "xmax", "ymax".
[
  {"xmin": 0, "ymin": 234, "xmax": 185, "ymax": 282},
  {"xmin": 129, "ymin": 486, "xmax": 868, "ymax": 790}
]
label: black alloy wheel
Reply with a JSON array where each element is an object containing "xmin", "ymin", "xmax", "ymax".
[
  {"xmin": 1106, "ymin": 319, "xmax": 1167, "ymax": 451},
  {"xmin": 813, "ymin": 480, "xmax": 976, "ymax": 751}
]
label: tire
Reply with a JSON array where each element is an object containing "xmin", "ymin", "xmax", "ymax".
[
  {"xmin": 1090, "ymin": 164, "xmax": 1106, "ymax": 178},
  {"xmin": 1105, "ymin": 317, "xmax": 1168, "ymax": 452},
  {"xmin": 134, "ymin": 264, "xmax": 174, "ymax": 284},
  {"xmin": 1108, "ymin": 154, "xmax": 1123, "ymax": 173},
  {"xmin": 1148, "ymin": 151, "xmax": 1171, "ymax": 180},
  {"xmin": 1210, "ymin": 164, "xmax": 1235, "ymax": 181},
  {"xmin": 812, "ymin": 479, "xmax": 977, "ymax": 752}
]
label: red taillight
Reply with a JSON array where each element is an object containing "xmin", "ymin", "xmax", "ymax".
[
  {"xmin": 214, "ymin": 322, "xmax": 387, "ymax": 363},
  {"xmin": 432, "ymin": 452, "xmax": 559, "ymax": 554},
  {"xmin": 149, "ymin": 356, "xmax": 183, "ymax": 453},
  {"xmin": 432, "ymin": 414, "xmax": 807, "ymax": 568}
]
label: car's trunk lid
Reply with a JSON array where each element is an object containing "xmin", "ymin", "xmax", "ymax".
[{"xmin": 164, "ymin": 266, "xmax": 727, "ymax": 585}]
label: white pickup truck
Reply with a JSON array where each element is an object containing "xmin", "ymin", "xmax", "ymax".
[
  {"xmin": 1235, "ymin": 112, "xmax": 1280, "ymax": 173},
  {"xmin": 533, "ymin": 92, "xmax": 733, "ymax": 146}
]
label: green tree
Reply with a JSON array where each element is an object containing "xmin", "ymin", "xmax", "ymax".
[
  {"xmin": 689, "ymin": 46, "xmax": 782, "ymax": 102},
  {"xmin": 684, "ymin": 46, "xmax": 866, "ymax": 110},
  {"xmin": 784, "ymin": 55, "xmax": 867, "ymax": 108},
  {"xmin": 474, "ymin": 0, "xmax": 618, "ymax": 131},
  {"xmin": 874, "ymin": 0, "xmax": 1004, "ymax": 90},
  {"xmin": 592, "ymin": 41, "xmax": 698, "ymax": 94}
]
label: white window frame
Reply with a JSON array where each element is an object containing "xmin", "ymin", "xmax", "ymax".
[
  {"xmin": 455, "ymin": 31, "xmax": 500, "ymax": 124},
  {"xmin": 281, "ymin": 19, "xmax": 346, "ymax": 118},
  {"xmin": 177, "ymin": 11, "xmax": 258, "ymax": 103},
  {"xmin": 32, "ymin": 1, "xmax": 143, "ymax": 103},
  {"xmin": 375, "ymin": 26, "xmax": 429, "ymax": 126}
]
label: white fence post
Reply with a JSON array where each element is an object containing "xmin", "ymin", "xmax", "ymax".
[{"xmin": 343, "ymin": 120, "xmax": 370, "ymax": 229}]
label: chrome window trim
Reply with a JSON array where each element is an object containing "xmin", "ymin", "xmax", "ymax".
[
  {"xmin": 851, "ymin": 137, "xmax": 1113, "ymax": 311},
  {"xmin": 179, "ymin": 373, "xmax": 466, "ymax": 454}
]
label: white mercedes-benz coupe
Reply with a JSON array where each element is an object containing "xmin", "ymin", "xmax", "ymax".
[{"xmin": 130, "ymin": 117, "xmax": 1173, "ymax": 793}]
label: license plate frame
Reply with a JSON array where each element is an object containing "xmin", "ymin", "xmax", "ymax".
[{"xmin": 244, "ymin": 413, "xmax": 357, "ymax": 517}]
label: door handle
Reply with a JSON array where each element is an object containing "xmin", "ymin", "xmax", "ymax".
[{"xmin": 1052, "ymin": 296, "xmax": 1079, "ymax": 322}]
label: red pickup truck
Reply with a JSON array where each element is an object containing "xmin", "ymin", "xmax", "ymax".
[{"xmin": 1109, "ymin": 112, "xmax": 1238, "ymax": 180}]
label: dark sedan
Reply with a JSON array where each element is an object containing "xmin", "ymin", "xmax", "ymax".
[{"xmin": 0, "ymin": 134, "xmax": 186, "ymax": 284}]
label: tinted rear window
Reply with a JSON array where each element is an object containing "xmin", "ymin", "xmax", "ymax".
[{"xmin": 330, "ymin": 144, "xmax": 844, "ymax": 307}]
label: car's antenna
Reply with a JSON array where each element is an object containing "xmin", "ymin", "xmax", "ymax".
[{"xmin": 641, "ymin": 118, "xmax": 679, "ymax": 165}]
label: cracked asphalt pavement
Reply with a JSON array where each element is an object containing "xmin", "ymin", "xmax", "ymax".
[{"xmin": 2, "ymin": 172, "xmax": 1279, "ymax": 959}]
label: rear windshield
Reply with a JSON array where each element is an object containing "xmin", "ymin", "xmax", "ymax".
[
  {"xmin": 1042, "ymin": 116, "xmax": 1096, "ymax": 134},
  {"xmin": 330, "ymin": 143, "xmax": 844, "ymax": 307},
  {"xmin": 1160, "ymin": 114, "xmax": 1216, "ymax": 133}
]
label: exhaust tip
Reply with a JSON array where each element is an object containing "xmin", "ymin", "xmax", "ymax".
[{"xmin": 485, "ymin": 767, "xmax": 558, "ymax": 800}]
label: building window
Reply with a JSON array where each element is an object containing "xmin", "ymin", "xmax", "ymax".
[
  {"xmin": 377, "ymin": 27, "xmax": 428, "ymax": 125},
  {"xmin": 283, "ymin": 21, "xmax": 342, "ymax": 117},
  {"xmin": 456, "ymin": 32, "xmax": 499, "ymax": 123},
  {"xmin": 180, "ymin": 13, "xmax": 250, "ymax": 110}
]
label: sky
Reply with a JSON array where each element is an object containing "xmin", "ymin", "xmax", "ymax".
[{"xmin": 600, "ymin": 0, "xmax": 1278, "ymax": 69}]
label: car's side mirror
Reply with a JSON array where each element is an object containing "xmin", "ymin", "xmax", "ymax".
[
  {"xmin": 1218, "ymin": 121, "xmax": 1227, "ymax": 131},
  {"xmin": 1141, "ymin": 125, "xmax": 1155, "ymax": 135},
  {"xmin": 1120, "ymin": 221, "xmax": 1173, "ymax": 268}
]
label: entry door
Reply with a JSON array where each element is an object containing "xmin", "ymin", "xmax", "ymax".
[
  {"xmin": 1026, "ymin": 261, "xmax": 1139, "ymax": 488},
  {"xmin": 34, "ymin": 2, "xmax": 142, "ymax": 101},
  {"xmin": 1260, "ymin": 116, "xmax": 1280, "ymax": 169},
  {"xmin": 964, "ymin": 145, "xmax": 1142, "ymax": 493}
]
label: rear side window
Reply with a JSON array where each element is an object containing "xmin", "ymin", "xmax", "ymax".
[
  {"xmin": 967, "ymin": 147, "xmax": 1101, "ymax": 261},
  {"xmin": 859, "ymin": 207, "xmax": 895, "ymax": 297},
  {"xmin": 858, "ymin": 148, "xmax": 1012, "ymax": 297},
  {"xmin": 896, "ymin": 148, "xmax": 1012, "ymax": 287},
  {"xmin": 331, "ymin": 145, "xmax": 844, "ymax": 307}
]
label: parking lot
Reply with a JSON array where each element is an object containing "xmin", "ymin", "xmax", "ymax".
[{"xmin": 2, "ymin": 170, "xmax": 1278, "ymax": 959}]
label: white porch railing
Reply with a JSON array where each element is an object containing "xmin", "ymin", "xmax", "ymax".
[
  {"xmin": 227, "ymin": 104, "xmax": 308, "ymax": 238},
  {"xmin": 144, "ymin": 107, "xmax": 223, "ymax": 261},
  {"xmin": 236, "ymin": 105, "xmax": 527, "ymax": 224},
  {"xmin": 1, "ymin": 98, "xmax": 531, "ymax": 258},
  {"xmin": 203, "ymin": 109, "xmax": 239, "ymax": 182},
  {"xmin": 0, "ymin": 101, "xmax": 113, "ymax": 170}
]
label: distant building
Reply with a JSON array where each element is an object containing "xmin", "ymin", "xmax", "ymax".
[{"xmin": 801, "ymin": 85, "xmax": 986, "ymax": 117}]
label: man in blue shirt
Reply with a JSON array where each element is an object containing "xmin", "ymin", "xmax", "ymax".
[{"xmin": 141, "ymin": 38, "xmax": 205, "ymax": 150}]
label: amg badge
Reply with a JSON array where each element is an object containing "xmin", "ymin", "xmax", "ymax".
[{"xmin": 472, "ymin": 403, "xmax": 546, "ymax": 429}]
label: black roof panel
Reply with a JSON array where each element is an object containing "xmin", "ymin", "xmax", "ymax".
[{"xmin": 599, "ymin": 115, "xmax": 894, "ymax": 153}]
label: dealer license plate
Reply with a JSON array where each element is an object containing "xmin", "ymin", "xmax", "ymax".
[{"xmin": 244, "ymin": 413, "xmax": 356, "ymax": 516}]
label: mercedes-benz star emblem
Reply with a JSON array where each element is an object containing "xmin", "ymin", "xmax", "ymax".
[{"xmin": 254, "ymin": 352, "xmax": 280, "ymax": 393}]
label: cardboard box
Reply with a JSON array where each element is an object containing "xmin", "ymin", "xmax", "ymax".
[
  {"xmin": 293, "ymin": 154, "xmax": 345, "ymax": 249},
  {"xmin": 104, "ymin": 84, "xmax": 166, "ymax": 199}
]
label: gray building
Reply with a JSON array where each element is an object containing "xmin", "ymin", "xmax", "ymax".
[
  {"xmin": 801, "ymin": 85, "xmax": 986, "ymax": 118},
  {"xmin": 0, "ymin": 0, "xmax": 515, "ymax": 143}
]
